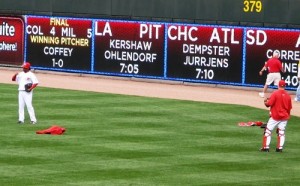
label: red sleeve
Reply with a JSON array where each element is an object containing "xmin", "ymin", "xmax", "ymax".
[
  {"xmin": 264, "ymin": 60, "xmax": 269, "ymax": 68},
  {"xmin": 12, "ymin": 73, "xmax": 17, "ymax": 81},
  {"xmin": 266, "ymin": 93, "xmax": 276, "ymax": 107}
]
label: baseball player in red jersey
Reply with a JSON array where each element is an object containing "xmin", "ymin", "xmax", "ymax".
[
  {"xmin": 12, "ymin": 62, "xmax": 39, "ymax": 124},
  {"xmin": 261, "ymin": 80, "xmax": 292, "ymax": 152},
  {"xmin": 259, "ymin": 51, "xmax": 284, "ymax": 98}
]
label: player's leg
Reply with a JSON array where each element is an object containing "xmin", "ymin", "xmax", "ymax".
[
  {"xmin": 261, "ymin": 128, "xmax": 272, "ymax": 151},
  {"xmin": 24, "ymin": 92, "xmax": 37, "ymax": 123},
  {"xmin": 261, "ymin": 84, "xmax": 268, "ymax": 96},
  {"xmin": 18, "ymin": 91, "xmax": 25, "ymax": 123},
  {"xmin": 259, "ymin": 74, "xmax": 272, "ymax": 98},
  {"xmin": 273, "ymin": 73, "xmax": 281, "ymax": 87},
  {"xmin": 261, "ymin": 117, "xmax": 277, "ymax": 151},
  {"xmin": 276, "ymin": 121, "xmax": 287, "ymax": 152},
  {"xmin": 296, "ymin": 84, "xmax": 300, "ymax": 101}
]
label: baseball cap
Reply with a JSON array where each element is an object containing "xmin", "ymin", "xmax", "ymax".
[
  {"xmin": 22, "ymin": 62, "xmax": 31, "ymax": 69},
  {"xmin": 278, "ymin": 80, "xmax": 286, "ymax": 87}
]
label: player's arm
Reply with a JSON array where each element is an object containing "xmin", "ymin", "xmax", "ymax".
[
  {"xmin": 259, "ymin": 61, "xmax": 267, "ymax": 76},
  {"xmin": 264, "ymin": 98, "xmax": 270, "ymax": 107},
  {"xmin": 280, "ymin": 62, "xmax": 285, "ymax": 73},
  {"xmin": 28, "ymin": 83, "xmax": 38, "ymax": 91},
  {"xmin": 28, "ymin": 73, "xmax": 39, "ymax": 91},
  {"xmin": 264, "ymin": 94, "xmax": 275, "ymax": 108},
  {"xmin": 12, "ymin": 73, "xmax": 18, "ymax": 81}
]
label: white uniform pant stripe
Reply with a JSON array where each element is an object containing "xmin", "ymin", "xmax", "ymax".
[{"xmin": 277, "ymin": 129, "xmax": 285, "ymax": 149}]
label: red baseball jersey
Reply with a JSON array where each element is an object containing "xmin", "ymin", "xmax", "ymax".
[
  {"xmin": 265, "ymin": 58, "xmax": 282, "ymax": 73},
  {"xmin": 266, "ymin": 89, "xmax": 292, "ymax": 120}
]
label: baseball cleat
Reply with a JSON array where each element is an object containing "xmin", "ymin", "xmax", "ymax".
[
  {"xmin": 259, "ymin": 92, "xmax": 265, "ymax": 98},
  {"xmin": 18, "ymin": 121, "xmax": 24, "ymax": 124},
  {"xmin": 260, "ymin": 148, "xmax": 269, "ymax": 152},
  {"xmin": 275, "ymin": 148, "xmax": 283, "ymax": 152}
]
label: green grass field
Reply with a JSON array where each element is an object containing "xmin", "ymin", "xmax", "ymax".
[{"xmin": 1, "ymin": 83, "xmax": 300, "ymax": 185}]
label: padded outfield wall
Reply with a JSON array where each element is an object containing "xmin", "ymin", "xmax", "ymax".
[
  {"xmin": 0, "ymin": 0, "xmax": 299, "ymax": 90},
  {"xmin": 1, "ymin": 0, "xmax": 300, "ymax": 27}
]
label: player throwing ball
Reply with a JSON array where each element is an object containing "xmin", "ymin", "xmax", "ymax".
[{"xmin": 12, "ymin": 62, "xmax": 39, "ymax": 124}]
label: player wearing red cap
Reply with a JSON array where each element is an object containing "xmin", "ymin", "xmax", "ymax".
[
  {"xmin": 261, "ymin": 80, "xmax": 292, "ymax": 152},
  {"xmin": 12, "ymin": 62, "xmax": 39, "ymax": 124}
]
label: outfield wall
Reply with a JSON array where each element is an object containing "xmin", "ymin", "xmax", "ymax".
[
  {"xmin": 1, "ymin": 0, "xmax": 300, "ymax": 90},
  {"xmin": 1, "ymin": 0, "xmax": 300, "ymax": 28}
]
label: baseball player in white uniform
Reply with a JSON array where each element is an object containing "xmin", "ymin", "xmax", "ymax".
[{"xmin": 12, "ymin": 62, "xmax": 39, "ymax": 124}]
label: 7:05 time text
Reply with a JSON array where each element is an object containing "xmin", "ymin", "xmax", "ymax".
[{"xmin": 120, "ymin": 63, "xmax": 139, "ymax": 74}]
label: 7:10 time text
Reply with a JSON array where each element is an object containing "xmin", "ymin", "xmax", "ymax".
[{"xmin": 196, "ymin": 68, "xmax": 214, "ymax": 79}]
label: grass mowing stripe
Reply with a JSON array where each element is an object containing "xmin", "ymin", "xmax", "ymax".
[{"xmin": 1, "ymin": 83, "xmax": 300, "ymax": 185}]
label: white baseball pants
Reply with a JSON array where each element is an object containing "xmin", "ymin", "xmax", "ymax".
[
  {"xmin": 18, "ymin": 91, "xmax": 37, "ymax": 122},
  {"xmin": 262, "ymin": 117, "xmax": 287, "ymax": 150}
]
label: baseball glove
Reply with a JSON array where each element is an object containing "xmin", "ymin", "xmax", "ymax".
[
  {"xmin": 264, "ymin": 98, "xmax": 270, "ymax": 107},
  {"xmin": 25, "ymin": 83, "xmax": 32, "ymax": 92},
  {"xmin": 260, "ymin": 123, "xmax": 267, "ymax": 128}
]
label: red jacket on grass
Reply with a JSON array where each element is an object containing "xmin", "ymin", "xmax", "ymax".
[{"xmin": 36, "ymin": 125, "xmax": 66, "ymax": 135}]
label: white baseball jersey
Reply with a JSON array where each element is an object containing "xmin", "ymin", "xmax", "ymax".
[{"xmin": 16, "ymin": 71, "xmax": 39, "ymax": 91}]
